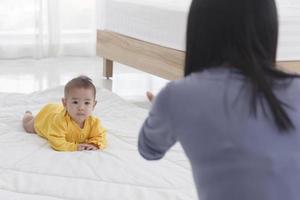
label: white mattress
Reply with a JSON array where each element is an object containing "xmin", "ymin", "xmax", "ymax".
[
  {"xmin": 97, "ymin": 0, "xmax": 191, "ymax": 51},
  {"xmin": 0, "ymin": 87, "xmax": 197, "ymax": 200},
  {"xmin": 97, "ymin": 0, "xmax": 300, "ymax": 60}
]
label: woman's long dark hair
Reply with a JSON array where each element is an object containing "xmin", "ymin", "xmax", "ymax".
[{"xmin": 184, "ymin": 0, "xmax": 299, "ymax": 131}]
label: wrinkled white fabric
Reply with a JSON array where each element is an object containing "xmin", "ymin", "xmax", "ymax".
[{"xmin": 0, "ymin": 86, "xmax": 196, "ymax": 200}]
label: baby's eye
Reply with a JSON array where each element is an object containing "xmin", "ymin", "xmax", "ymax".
[
  {"xmin": 85, "ymin": 102, "xmax": 91, "ymax": 105},
  {"xmin": 72, "ymin": 101, "xmax": 78, "ymax": 104}
]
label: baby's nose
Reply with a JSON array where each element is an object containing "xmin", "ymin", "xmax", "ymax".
[{"xmin": 78, "ymin": 105, "xmax": 84, "ymax": 110}]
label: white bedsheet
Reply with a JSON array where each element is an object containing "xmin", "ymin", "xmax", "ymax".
[
  {"xmin": 97, "ymin": 0, "xmax": 300, "ymax": 60},
  {"xmin": 97, "ymin": 0, "xmax": 191, "ymax": 51},
  {"xmin": 0, "ymin": 87, "xmax": 197, "ymax": 200}
]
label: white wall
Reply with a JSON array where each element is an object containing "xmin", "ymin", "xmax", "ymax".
[{"xmin": 276, "ymin": 0, "xmax": 300, "ymax": 60}]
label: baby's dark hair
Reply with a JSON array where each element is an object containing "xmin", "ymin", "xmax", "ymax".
[{"xmin": 64, "ymin": 75, "xmax": 96, "ymax": 98}]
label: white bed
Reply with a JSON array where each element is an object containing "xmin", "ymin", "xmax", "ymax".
[
  {"xmin": 96, "ymin": 0, "xmax": 300, "ymax": 80},
  {"xmin": 98, "ymin": 0, "xmax": 190, "ymax": 51},
  {"xmin": 0, "ymin": 87, "xmax": 197, "ymax": 200}
]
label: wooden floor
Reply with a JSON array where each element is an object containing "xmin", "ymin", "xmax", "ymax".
[{"xmin": 0, "ymin": 57, "xmax": 168, "ymax": 109}]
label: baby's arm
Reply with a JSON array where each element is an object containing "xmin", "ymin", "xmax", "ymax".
[
  {"xmin": 49, "ymin": 127, "xmax": 98, "ymax": 151},
  {"xmin": 47, "ymin": 122, "xmax": 78, "ymax": 151},
  {"xmin": 86, "ymin": 119, "xmax": 107, "ymax": 150},
  {"xmin": 48, "ymin": 133, "xmax": 78, "ymax": 151}
]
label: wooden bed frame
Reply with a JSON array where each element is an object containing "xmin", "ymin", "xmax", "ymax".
[{"xmin": 97, "ymin": 30, "xmax": 300, "ymax": 80}]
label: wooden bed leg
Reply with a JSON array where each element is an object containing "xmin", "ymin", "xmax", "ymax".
[{"xmin": 103, "ymin": 58, "xmax": 113, "ymax": 79}]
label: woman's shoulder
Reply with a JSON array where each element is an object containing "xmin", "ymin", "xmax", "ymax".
[
  {"xmin": 290, "ymin": 76, "xmax": 300, "ymax": 87},
  {"xmin": 284, "ymin": 77, "xmax": 300, "ymax": 99},
  {"xmin": 167, "ymin": 67, "xmax": 243, "ymax": 93}
]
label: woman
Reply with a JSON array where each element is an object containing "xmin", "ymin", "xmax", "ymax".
[{"xmin": 138, "ymin": 0, "xmax": 300, "ymax": 199}]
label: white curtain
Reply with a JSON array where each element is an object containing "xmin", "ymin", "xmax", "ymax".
[{"xmin": 0, "ymin": 0, "xmax": 96, "ymax": 59}]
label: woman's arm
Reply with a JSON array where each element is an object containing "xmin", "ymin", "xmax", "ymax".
[{"xmin": 138, "ymin": 84, "xmax": 177, "ymax": 160}]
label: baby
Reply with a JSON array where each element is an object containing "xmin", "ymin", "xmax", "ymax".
[{"xmin": 22, "ymin": 75, "xmax": 106, "ymax": 151}]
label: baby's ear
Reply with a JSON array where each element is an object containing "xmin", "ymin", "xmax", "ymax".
[{"xmin": 62, "ymin": 98, "xmax": 67, "ymax": 107}]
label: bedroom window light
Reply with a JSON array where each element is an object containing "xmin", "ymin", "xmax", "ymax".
[{"xmin": 0, "ymin": 0, "xmax": 96, "ymax": 59}]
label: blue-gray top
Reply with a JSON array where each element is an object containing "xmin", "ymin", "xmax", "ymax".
[{"xmin": 138, "ymin": 67, "xmax": 300, "ymax": 200}]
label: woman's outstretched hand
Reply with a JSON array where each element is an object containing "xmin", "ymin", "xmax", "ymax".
[{"xmin": 146, "ymin": 91, "xmax": 155, "ymax": 102}]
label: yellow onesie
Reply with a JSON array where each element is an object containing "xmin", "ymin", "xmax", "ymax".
[{"xmin": 34, "ymin": 103, "xmax": 107, "ymax": 151}]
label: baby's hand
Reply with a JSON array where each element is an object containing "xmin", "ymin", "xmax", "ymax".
[{"xmin": 78, "ymin": 143, "xmax": 98, "ymax": 151}]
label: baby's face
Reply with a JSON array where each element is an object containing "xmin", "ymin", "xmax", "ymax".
[{"xmin": 62, "ymin": 87, "xmax": 96, "ymax": 127}]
